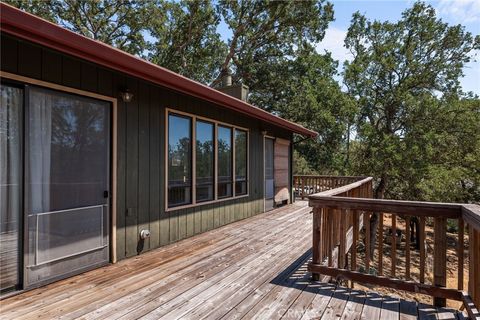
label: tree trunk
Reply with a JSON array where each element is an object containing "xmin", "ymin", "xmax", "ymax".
[{"xmin": 343, "ymin": 123, "xmax": 350, "ymax": 174}]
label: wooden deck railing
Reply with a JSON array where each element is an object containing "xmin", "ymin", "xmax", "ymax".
[
  {"xmin": 307, "ymin": 177, "xmax": 480, "ymax": 319},
  {"xmin": 293, "ymin": 175, "xmax": 364, "ymax": 199}
]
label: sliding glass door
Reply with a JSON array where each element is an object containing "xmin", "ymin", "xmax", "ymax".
[
  {"xmin": 1, "ymin": 82, "xmax": 112, "ymax": 291},
  {"xmin": 24, "ymin": 86, "xmax": 111, "ymax": 288},
  {"xmin": 0, "ymin": 84, "xmax": 23, "ymax": 293}
]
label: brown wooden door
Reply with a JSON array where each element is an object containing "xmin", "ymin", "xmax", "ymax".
[
  {"xmin": 264, "ymin": 137, "xmax": 275, "ymax": 211},
  {"xmin": 274, "ymin": 138, "xmax": 290, "ymax": 205}
]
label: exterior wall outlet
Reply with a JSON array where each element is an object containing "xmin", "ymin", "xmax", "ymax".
[{"xmin": 140, "ymin": 229, "xmax": 151, "ymax": 240}]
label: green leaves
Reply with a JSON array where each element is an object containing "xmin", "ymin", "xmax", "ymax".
[
  {"xmin": 4, "ymin": 0, "xmax": 151, "ymax": 55},
  {"xmin": 344, "ymin": 1, "xmax": 480, "ymax": 201},
  {"xmin": 214, "ymin": 0, "xmax": 334, "ymax": 88},
  {"xmin": 146, "ymin": 0, "xmax": 227, "ymax": 84}
]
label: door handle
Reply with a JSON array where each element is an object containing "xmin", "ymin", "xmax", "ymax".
[{"xmin": 103, "ymin": 190, "xmax": 109, "ymax": 198}]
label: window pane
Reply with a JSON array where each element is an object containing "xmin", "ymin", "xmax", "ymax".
[
  {"xmin": 27, "ymin": 87, "xmax": 110, "ymax": 214},
  {"xmin": 217, "ymin": 126, "xmax": 232, "ymax": 198},
  {"xmin": 196, "ymin": 121, "xmax": 214, "ymax": 202},
  {"xmin": 168, "ymin": 114, "xmax": 192, "ymax": 207},
  {"xmin": 0, "ymin": 85, "xmax": 22, "ymax": 291},
  {"xmin": 235, "ymin": 129, "xmax": 247, "ymax": 195}
]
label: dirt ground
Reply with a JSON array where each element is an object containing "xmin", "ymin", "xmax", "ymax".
[{"xmin": 350, "ymin": 214, "xmax": 469, "ymax": 309}]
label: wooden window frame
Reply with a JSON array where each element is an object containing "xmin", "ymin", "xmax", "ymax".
[
  {"xmin": 195, "ymin": 119, "xmax": 215, "ymax": 204},
  {"xmin": 165, "ymin": 108, "xmax": 249, "ymax": 212},
  {"xmin": 234, "ymin": 128, "xmax": 248, "ymax": 197},
  {"xmin": 217, "ymin": 124, "xmax": 233, "ymax": 200}
]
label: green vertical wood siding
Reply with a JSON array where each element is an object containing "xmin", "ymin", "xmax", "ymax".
[{"xmin": 1, "ymin": 33, "xmax": 294, "ymax": 261}]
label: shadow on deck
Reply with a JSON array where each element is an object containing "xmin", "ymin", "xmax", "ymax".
[
  {"xmin": 269, "ymin": 250, "xmax": 462, "ymax": 319},
  {"xmin": 0, "ymin": 201, "xmax": 463, "ymax": 319}
]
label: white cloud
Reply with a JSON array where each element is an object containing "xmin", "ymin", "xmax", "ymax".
[
  {"xmin": 316, "ymin": 27, "xmax": 352, "ymax": 64},
  {"xmin": 435, "ymin": 0, "xmax": 480, "ymax": 23}
]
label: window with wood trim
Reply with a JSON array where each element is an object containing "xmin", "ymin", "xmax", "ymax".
[
  {"xmin": 195, "ymin": 120, "xmax": 214, "ymax": 202},
  {"xmin": 217, "ymin": 125, "xmax": 233, "ymax": 199},
  {"xmin": 168, "ymin": 113, "xmax": 192, "ymax": 207},
  {"xmin": 235, "ymin": 129, "xmax": 248, "ymax": 196},
  {"xmin": 166, "ymin": 110, "xmax": 249, "ymax": 209}
]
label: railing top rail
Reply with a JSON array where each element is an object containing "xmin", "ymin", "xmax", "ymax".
[
  {"xmin": 294, "ymin": 175, "xmax": 367, "ymax": 179},
  {"xmin": 305, "ymin": 174, "xmax": 480, "ymax": 226},
  {"xmin": 462, "ymin": 204, "xmax": 480, "ymax": 230},
  {"xmin": 308, "ymin": 177, "xmax": 373, "ymax": 197},
  {"xmin": 309, "ymin": 195, "xmax": 462, "ymax": 218}
]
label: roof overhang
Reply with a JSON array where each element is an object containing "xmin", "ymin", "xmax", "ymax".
[{"xmin": 0, "ymin": 3, "xmax": 317, "ymax": 138}]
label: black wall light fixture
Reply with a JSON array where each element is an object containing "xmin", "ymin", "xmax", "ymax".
[{"xmin": 120, "ymin": 89, "xmax": 134, "ymax": 102}]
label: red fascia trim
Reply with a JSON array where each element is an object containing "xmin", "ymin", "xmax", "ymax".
[{"xmin": 0, "ymin": 3, "xmax": 317, "ymax": 138}]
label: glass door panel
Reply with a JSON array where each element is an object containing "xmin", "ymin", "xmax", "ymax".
[
  {"xmin": 0, "ymin": 84, "xmax": 23, "ymax": 292},
  {"xmin": 25, "ymin": 86, "xmax": 110, "ymax": 288}
]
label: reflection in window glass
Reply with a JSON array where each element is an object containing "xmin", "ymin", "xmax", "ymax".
[
  {"xmin": 27, "ymin": 87, "xmax": 110, "ymax": 213},
  {"xmin": 235, "ymin": 129, "xmax": 247, "ymax": 195},
  {"xmin": 0, "ymin": 85, "xmax": 23, "ymax": 291},
  {"xmin": 217, "ymin": 126, "xmax": 232, "ymax": 198},
  {"xmin": 196, "ymin": 121, "xmax": 214, "ymax": 202},
  {"xmin": 168, "ymin": 114, "xmax": 192, "ymax": 207}
]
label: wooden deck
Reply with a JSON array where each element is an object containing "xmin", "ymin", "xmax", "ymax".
[{"xmin": 0, "ymin": 201, "xmax": 464, "ymax": 319}]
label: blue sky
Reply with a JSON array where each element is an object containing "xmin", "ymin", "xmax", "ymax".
[{"xmin": 218, "ymin": 0, "xmax": 480, "ymax": 94}]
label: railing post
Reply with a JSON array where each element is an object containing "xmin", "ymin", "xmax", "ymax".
[
  {"xmin": 405, "ymin": 216, "xmax": 411, "ymax": 280},
  {"xmin": 419, "ymin": 217, "xmax": 426, "ymax": 284},
  {"xmin": 364, "ymin": 211, "xmax": 371, "ymax": 273},
  {"xmin": 378, "ymin": 212, "xmax": 384, "ymax": 276},
  {"xmin": 433, "ymin": 216, "xmax": 447, "ymax": 307},
  {"xmin": 352, "ymin": 209, "xmax": 359, "ymax": 272},
  {"xmin": 457, "ymin": 218, "xmax": 464, "ymax": 291},
  {"xmin": 312, "ymin": 206, "xmax": 322, "ymax": 281},
  {"xmin": 339, "ymin": 209, "xmax": 347, "ymax": 269},
  {"xmin": 301, "ymin": 176, "xmax": 305, "ymax": 200},
  {"xmin": 470, "ymin": 225, "xmax": 480, "ymax": 307},
  {"xmin": 327, "ymin": 208, "xmax": 333, "ymax": 267},
  {"xmin": 391, "ymin": 214, "xmax": 397, "ymax": 278}
]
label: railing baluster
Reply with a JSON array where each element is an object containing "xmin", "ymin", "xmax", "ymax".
[
  {"xmin": 364, "ymin": 211, "xmax": 371, "ymax": 274},
  {"xmin": 352, "ymin": 209, "xmax": 359, "ymax": 272},
  {"xmin": 323, "ymin": 208, "xmax": 328, "ymax": 262},
  {"xmin": 469, "ymin": 223, "xmax": 473, "ymax": 298},
  {"xmin": 301, "ymin": 176, "xmax": 305, "ymax": 199},
  {"xmin": 405, "ymin": 216, "xmax": 411, "ymax": 280},
  {"xmin": 433, "ymin": 217, "xmax": 447, "ymax": 307},
  {"xmin": 469, "ymin": 225, "xmax": 480, "ymax": 307},
  {"xmin": 419, "ymin": 216, "xmax": 426, "ymax": 284},
  {"xmin": 312, "ymin": 207, "xmax": 322, "ymax": 281},
  {"xmin": 327, "ymin": 208, "xmax": 333, "ymax": 267},
  {"xmin": 378, "ymin": 212, "xmax": 384, "ymax": 276},
  {"xmin": 391, "ymin": 213, "xmax": 397, "ymax": 278},
  {"xmin": 339, "ymin": 209, "xmax": 347, "ymax": 269},
  {"xmin": 458, "ymin": 218, "xmax": 464, "ymax": 291}
]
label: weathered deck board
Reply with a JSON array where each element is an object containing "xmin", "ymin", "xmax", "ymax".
[{"xmin": 0, "ymin": 201, "xmax": 463, "ymax": 320}]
